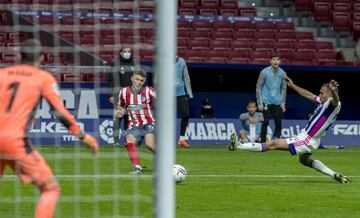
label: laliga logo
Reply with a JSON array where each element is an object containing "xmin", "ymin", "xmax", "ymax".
[{"xmin": 99, "ymin": 120, "xmax": 121, "ymax": 143}]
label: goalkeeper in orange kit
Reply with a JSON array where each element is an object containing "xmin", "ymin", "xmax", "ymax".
[{"xmin": 0, "ymin": 39, "xmax": 99, "ymax": 218}]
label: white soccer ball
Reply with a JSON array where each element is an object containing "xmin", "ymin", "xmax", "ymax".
[{"xmin": 173, "ymin": 164, "xmax": 187, "ymax": 183}]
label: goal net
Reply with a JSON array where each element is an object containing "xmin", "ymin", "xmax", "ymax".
[{"xmin": 0, "ymin": 1, "xmax": 160, "ymax": 217}]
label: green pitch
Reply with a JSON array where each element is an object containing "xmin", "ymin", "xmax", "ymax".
[{"xmin": 0, "ymin": 146, "xmax": 359, "ymax": 218}]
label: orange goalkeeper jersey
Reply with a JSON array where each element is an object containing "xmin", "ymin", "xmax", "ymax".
[{"xmin": 0, "ymin": 64, "xmax": 81, "ymax": 155}]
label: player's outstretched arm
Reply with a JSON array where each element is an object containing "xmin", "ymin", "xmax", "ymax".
[
  {"xmin": 329, "ymin": 79, "xmax": 340, "ymax": 107},
  {"xmin": 283, "ymin": 74, "xmax": 316, "ymax": 102}
]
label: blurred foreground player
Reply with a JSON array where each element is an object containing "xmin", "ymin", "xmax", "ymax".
[
  {"xmin": 229, "ymin": 75, "xmax": 351, "ymax": 184},
  {"xmin": 0, "ymin": 39, "xmax": 99, "ymax": 218}
]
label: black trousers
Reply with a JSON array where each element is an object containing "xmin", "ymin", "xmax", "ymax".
[
  {"xmin": 177, "ymin": 95, "xmax": 190, "ymax": 137},
  {"xmin": 260, "ymin": 104, "xmax": 283, "ymax": 142}
]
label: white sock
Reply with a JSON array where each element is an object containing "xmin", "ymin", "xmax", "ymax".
[
  {"xmin": 311, "ymin": 160, "xmax": 335, "ymax": 177},
  {"xmin": 236, "ymin": 142, "xmax": 267, "ymax": 152},
  {"xmin": 179, "ymin": 136, "xmax": 186, "ymax": 141}
]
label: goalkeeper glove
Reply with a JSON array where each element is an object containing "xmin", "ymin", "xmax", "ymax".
[{"xmin": 80, "ymin": 133, "xmax": 99, "ymax": 155}]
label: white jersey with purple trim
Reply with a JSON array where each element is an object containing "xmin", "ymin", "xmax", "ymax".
[{"xmin": 304, "ymin": 96, "xmax": 341, "ymax": 139}]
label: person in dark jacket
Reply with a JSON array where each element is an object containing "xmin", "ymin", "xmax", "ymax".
[{"xmin": 108, "ymin": 47, "xmax": 135, "ymax": 147}]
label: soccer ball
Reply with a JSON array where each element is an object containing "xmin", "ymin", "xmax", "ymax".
[{"xmin": 173, "ymin": 164, "xmax": 187, "ymax": 183}]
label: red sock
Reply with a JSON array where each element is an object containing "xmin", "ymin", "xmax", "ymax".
[
  {"xmin": 35, "ymin": 182, "xmax": 60, "ymax": 218},
  {"xmin": 126, "ymin": 143, "xmax": 140, "ymax": 165}
]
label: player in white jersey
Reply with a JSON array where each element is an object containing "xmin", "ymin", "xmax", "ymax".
[
  {"xmin": 116, "ymin": 69, "xmax": 155, "ymax": 174},
  {"xmin": 228, "ymin": 75, "xmax": 351, "ymax": 183}
]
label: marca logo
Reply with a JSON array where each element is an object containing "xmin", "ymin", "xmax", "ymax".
[
  {"xmin": 333, "ymin": 124, "xmax": 360, "ymax": 136},
  {"xmin": 185, "ymin": 122, "xmax": 236, "ymax": 140}
]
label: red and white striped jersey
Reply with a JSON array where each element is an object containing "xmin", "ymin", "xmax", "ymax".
[{"xmin": 118, "ymin": 86, "xmax": 156, "ymax": 127}]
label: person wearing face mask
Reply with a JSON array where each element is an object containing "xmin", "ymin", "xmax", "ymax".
[{"xmin": 108, "ymin": 47, "xmax": 135, "ymax": 147}]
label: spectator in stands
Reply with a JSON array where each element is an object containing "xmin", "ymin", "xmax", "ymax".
[
  {"xmin": 108, "ymin": 47, "xmax": 135, "ymax": 147},
  {"xmin": 238, "ymin": 99, "xmax": 263, "ymax": 143},
  {"xmin": 176, "ymin": 55, "xmax": 194, "ymax": 148},
  {"xmin": 196, "ymin": 98, "xmax": 215, "ymax": 118},
  {"xmin": 256, "ymin": 51, "xmax": 287, "ymax": 142}
]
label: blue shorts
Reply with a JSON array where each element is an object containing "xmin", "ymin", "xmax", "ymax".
[{"xmin": 125, "ymin": 123, "xmax": 156, "ymax": 144}]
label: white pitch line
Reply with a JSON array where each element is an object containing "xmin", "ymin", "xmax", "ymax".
[{"xmin": 1, "ymin": 174, "xmax": 360, "ymax": 179}]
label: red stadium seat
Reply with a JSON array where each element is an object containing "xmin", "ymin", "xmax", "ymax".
[
  {"xmin": 213, "ymin": 21, "xmax": 233, "ymax": 31},
  {"xmin": 186, "ymin": 50, "xmax": 206, "ymax": 63},
  {"xmin": 99, "ymin": 51, "xmax": 114, "ymax": 64},
  {"xmin": 219, "ymin": 9, "xmax": 238, "ymax": 16},
  {"xmin": 291, "ymin": 60, "xmax": 314, "ymax": 66},
  {"xmin": 233, "ymin": 21, "xmax": 254, "ymax": 30},
  {"xmin": 315, "ymin": 51, "xmax": 337, "ymax": 65},
  {"xmin": 254, "ymin": 31, "xmax": 275, "ymax": 41},
  {"xmin": 228, "ymin": 49, "xmax": 251, "ymax": 63},
  {"xmin": 239, "ymin": 7, "xmax": 256, "ymax": 16},
  {"xmin": 62, "ymin": 73, "xmax": 81, "ymax": 82},
  {"xmin": 295, "ymin": 31, "xmax": 314, "ymax": 41},
  {"xmin": 354, "ymin": 3, "xmax": 360, "ymax": 12},
  {"xmin": 274, "ymin": 41, "xmax": 294, "ymax": 50},
  {"xmin": 198, "ymin": 8, "xmax": 218, "ymax": 16},
  {"xmin": 180, "ymin": 0, "xmax": 199, "ymax": 8},
  {"xmin": 207, "ymin": 50, "xmax": 228, "ymax": 63},
  {"xmin": 190, "ymin": 30, "xmax": 212, "ymax": 39},
  {"xmin": 100, "ymin": 30, "xmax": 115, "ymax": 38},
  {"xmin": 294, "ymin": 0, "xmax": 312, "ymax": 11},
  {"xmin": 200, "ymin": 0, "xmax": 219, "ymax": 9},
  {"xmin": 188, "ymin": 39, "xmax": 210, "ymax": 50},
  {"xmin": 255, "ymin": 22, "xmax": 276, "ymax": 32},
  {"xmin": 192, "ymin": 20, "xmax": 213, "ymax": 30},
  {"xmin": 210, "ymin": 39, "xmax": 231, "ymax": 50},
  {"xmin": 313, "ymin": 2, "xmax": 332, "ymax": 22},
  {"xmin": 178, "ymin": 29, "xmax": 190, "ymax": 39},
  {"xmin": 39, "ymin": 16, "xmax": 54, "ymax": 25},
  {"xmin": 333, "ymin": 3, "xmax": 351, "ymax": 12},
  {"xmin": 315, "ymin": 41, "xmax": 334, "ymax": 51},
  {"xmin": 232, "ymin": 30, "xmax": 254, "ymax": 40},
  {"xmin": 293, "ymin": 50, "xmax": 315, "ymax": 62},
  {"xmin": 230, "ymin": 40, "xmax": 252, "ymax": 50},
  {"xmin": 58, "ymin": 31, "xmax": 74, "ymax": 42},
  {"xmin": 276, "ymin": 49, "xmax": 294, "ymax": 60},
  {"xmin": 212, "ymin": 30, "xmax": 232, "ymax": 40},
  {"xmin": 276, "ymin": 22, "xmax": 295, "ymax": 32},
  {"xmin": 178, "ymin": 20, "xmax": 192, "ymax": 30},
  {"xmin": 252, "ymin": 41, "xmax": 273, "ymax": 50},
  {"xmin": 178, "ymin": 8, "xmax": 197, "ymax": 15},
  {"xmin": 332, "ymin": 12, "xmax": 351, "ymax": 32},
  {"xmin": 220, "ymin": 0, "xmax": 238, "ymax": 9},
  {"xmin": 353, "ymin": 12, "xmax": 360, "ymax": 22},
  {"xmin": 251, "ymin": 50, "xmax": 271, "ymax": 60},
  {"xmin": 100, "ymin": 38, "xmax": 115, "ymax": 46},
  {"xmin": 276, "ymin": 31, "xmax": 296, "ymax": 41},
  {"xmin": 1, "ymin": 53, "xmax": 17, "ymax": 64},
  {"xmin": 140, "ymin": 49, "xmax": 155, "ymax": 61},
  {"xmin": 80, "ymin": 30, "xmax": 95, "ymax": 38},
  {"xmin": 178, "ymin": 38, "xmax": 188, "ymax": 49},
  {"xmin": 60, "ymin": 17, "xmax": 74, "ymax": 25},
  {"xmin": 81, "ymin": 18, "xmax": 96, "ymax": 25},
  {"xmin": 294, "ymin": 41, "xmax": 316, "ymax": 51},
  {"xmin": 352, "ymin": 21, "xmax": 360, "ymax": 40}
]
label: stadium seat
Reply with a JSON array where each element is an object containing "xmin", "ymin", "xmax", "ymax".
[
  {"xmin": 210, "ymin": 39, "xmax": 230, "ymax": 50},
  {"xmin": 354, "ymin": 3, "xmax": 360, "ymax": 12},
  {"xmin": 233, "ymin": 21, "xmax": 254, "ymax": 30},
  {"xmin": 332, "ymin": 12, "xmax": 351, "ymax": 32},
  {"xmin": 79, "ymin": 30, "xmax": 95, "ymax": 38},
  {"xmin": 293, "ymin": 50, "xmax": 315, "ymax": 62},
  {"xmin": 180, "ymin": 0, "xmax": 198, "ymax": 8},
  {"xmin": 276, "ymin": 22, "xmax": 295, "ymax": 32},
  {"xmin": 294, "ymin": 0, "xmax": 312, "ymax": 11},
  {"xmin": 254, "ymin": 31, "xmax": 275, "ymax": 41},
  {"xmin": 238, "ymin": 7, "xmax": 257, "ymax": 16},
  {"xmin": 274, "ymin": 41, "xmax": 294, "ymax": 50},
  {"xmin": 100, "ymin": 38, "xmax": 115, "ymax": 46},
  {"xmin": 186, "ymin": 50, "xmax": 206, "ymax": 62},
  {"xmin": 39, "ymin": 16, "xmax": 54, "ymax": 25},
  {"xmin": 190, "ymin": 30, "xmax": 212, "ymax": 39},
  {"xmin": 220, "ymin": 0, "xmax": 238, "ymax": 9},
  {"xmin": 100, "ymin": 30, "xmax": 115, "ymax": 38},
  {"xmin": 207, "ymin": 50, "xmax": 228, "ymax": 63},
  {"xmin": 178, "ymin": 29, "xmax": 190, "ymax": 39},
  {"xmin": 188, "ymin": 39, "xmax": 210, "ymax": 50},
  {"xmin": 251, "ymin": 50, "xmax": 271, "ymax": 60},
  {"xmin": 212, "ymin": 30, "xmax": 232, "ymax": 40},
  {"xmin": 81, "ymin": 72, "xmax": 108, "ymax": 83},
  {"xmin": 140, "ymin": 49, "xmax": 155, "ymax": 61},
  {"xmin": 252, "ymin": 41, "xmax": 273, "ymax": 51},
  {"xmin": 198, "ymin": 8, "xmax": 218, "ymax": 16},
  {"xmin": 201, "ymin": 0, "xmax": 219, "ymax": 8},
  {"xmin": 213, "ymin": 21, "xmax": 233, "ymax": 31},
  {"xmin": 178, "ymin": 38, "xmax": 188, "ymax": 49},
  {"xmin": 60, "ymin": 17, "xmax": 75, "ymax": 25},
  {"xmin": 228, "ymin": 50, "xmax": 251, "ymax": 64},
  {"xmin": 58, "ymin": 31, "xmax": 74, "ymax": 42},
  {"xmin": 333, "ymin": 2, "xmax": 351, "ymax": 12},
  {"xmin": 315, "ymin": 51, "xmax": 337, "ymax": 65},
  {"xmin": 276, "ymin": 49, "xmax": 294, "ymax": 60},
  {"xmin": 1, "ymin": 53, "xmax": 17, "ymax": 64},
  {"xmin": 99, "ymin": 51, "xmax": 114, "ymax": 64},
  {"xmin": 352, "ymin": 21, "xmax": 360, "ymax": 40},
  {"xmin": 232, "ymin": 30, "xmax": 254, "ymax": 40},
  {"xmin": 219, "ymin": 9, "xmax": 238, "ymax": 16},
  {"xmin": 81, "ymin": 18, "xmax": 96, "ymax": 25},
  {"xmin": 178, "ymin": 20, "xmax": 192, "ymax": 30},
  {"xmin": 139, "ymin": 7, "xmax": 155, "ymax": 14},
  {"xmin": 315, "ymin": 41, "xmax": 334, "ymax": 51},
  {"xmin": 276, "ymin": 31, "xmax": 296, "ymax": 41},
  {"xmin": 255, "ymin": 22, "xmax": 276, "ymax": 32},
  {"xmin": 313, "ymin": 2, "xmax": 332, "ymax": 22},
  {"xmin": 294, "ymin": 41, "xmax": 316, "ymax": 51},
  {"xmin": 295, "ymin": 31, "xmax": 314, "ymax": 41},
  {"xmin": 192, "ymin": 20, "xmax": 213, "ymax": 30},
  {"xmin": 178, "ymin": 8, "xmax": 197, "ymax": 15},
  {"xmin": 230, "ymin": 40, "xmax": 252, "ymax": 50},
  {"xmin": 62, "ymin": 73, "xmax": 81, "ymax": 82},
  {"xmin": 353, "ymin": 12, "xmax": 360, "ymax": 22}
]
